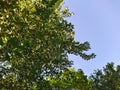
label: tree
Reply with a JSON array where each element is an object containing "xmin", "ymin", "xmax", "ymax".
[
  {"xmin": 0, "ymin": 0, "xmax": 95, "ymax": 89},
  {"xmin": 90, "ymin": 62, "xmax": 120, "ymax": 90},
  {"xmin": 48, "ymin": 68, "xmax": 93, "ymax": 90}
]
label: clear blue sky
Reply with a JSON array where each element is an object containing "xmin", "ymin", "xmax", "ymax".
[{"xmin": 64, "ymin": 0, "xmax": 120, "ymax": 76}]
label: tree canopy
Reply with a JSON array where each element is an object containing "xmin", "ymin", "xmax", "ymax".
[
  {"xmin": 48, "ymin": 68, "xmax": 93, "ymax": 90},
  {"xmin": 90, "ymin": 62, "xmax": 120, "ymax": 90},
  {"xmin": 0, "ymin": 0, "xmax": 95, "ymax": 89}
]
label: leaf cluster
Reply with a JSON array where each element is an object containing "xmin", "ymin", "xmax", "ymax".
[{"xmin": 0, "ymin": 0, "xmax": 95, "ymax": 89}]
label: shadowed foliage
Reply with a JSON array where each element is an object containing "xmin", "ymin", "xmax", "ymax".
[{"xmin": 90, "ymin": 62, "xmax": 120, "ymax": 90}]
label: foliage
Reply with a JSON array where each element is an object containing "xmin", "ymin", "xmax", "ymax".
[
  {"xmin": 90, "ymin": 62, "xmax": 120, "ymax": 90},
  {"xmin": 0, "ymin": 0, "xmax": 95, "ymax": 89},
  {"xmin": 48, "ymin": 68, "xmax": 93, "ymax": 90}
]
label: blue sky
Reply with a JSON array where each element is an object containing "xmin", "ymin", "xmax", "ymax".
[{"xmin": 64, "ymin": 0, "xmax": 120, "ymax": 75}]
